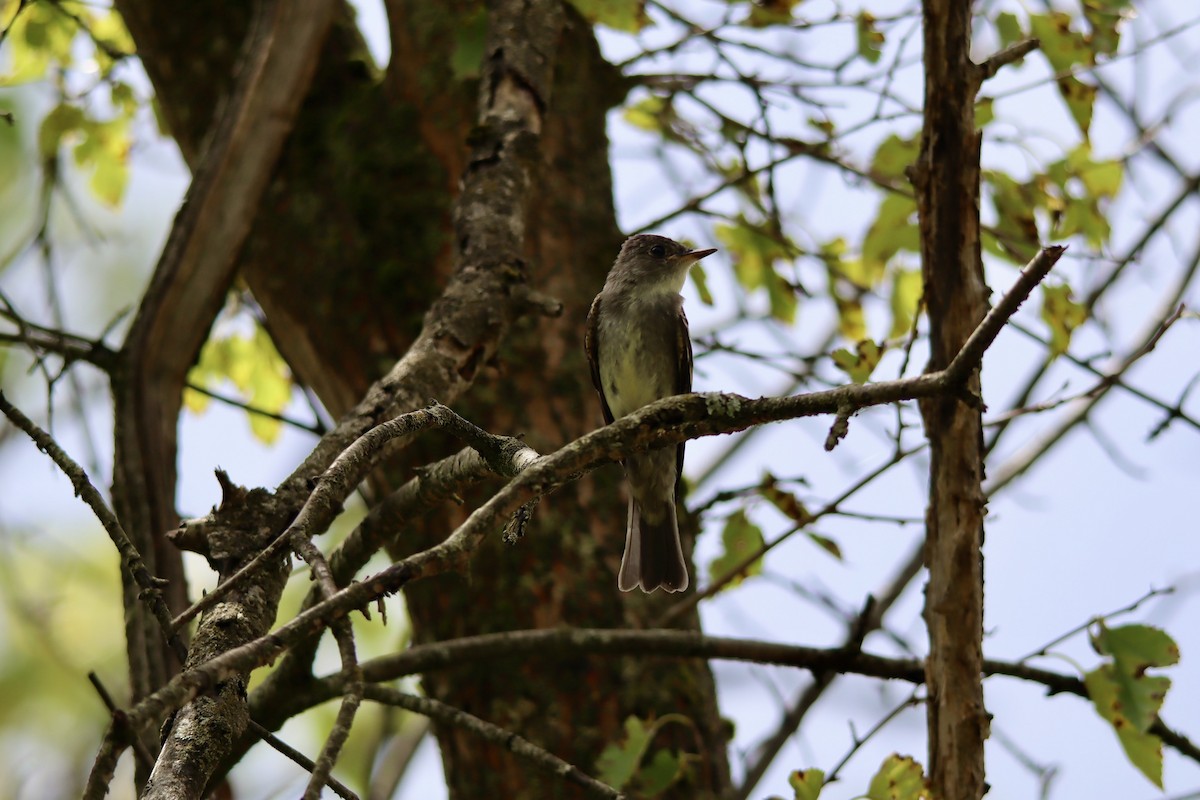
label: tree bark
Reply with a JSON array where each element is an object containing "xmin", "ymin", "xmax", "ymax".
[
  {"xmin": 111, "ymin": 0, "xmax": 732, "ymax": 796},
  {"xmin": 914, "ymin": 1, "xmax": 990, "ymax": 798}
]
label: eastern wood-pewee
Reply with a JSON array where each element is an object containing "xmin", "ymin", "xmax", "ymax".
[{"xmin": 585, "ymin": 234, "xmax": 716, "ymax": 593}]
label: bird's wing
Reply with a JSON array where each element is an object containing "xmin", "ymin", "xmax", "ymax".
[
  {"xmin": 585, "ymin": 294, "xmax": 615, "ymax": 425},
  {"xmin": 675, "ymin": 302, "xmax": 693, "ymax": 481}
]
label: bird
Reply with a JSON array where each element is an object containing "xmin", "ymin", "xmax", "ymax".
[{"xmin": 585, "ymin": 234, "xmax": 716, "ymax": 593}]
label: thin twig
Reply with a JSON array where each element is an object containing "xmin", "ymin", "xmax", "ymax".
[
  {"xmin": 0, "ymin": 393, "xmax": 188, "ymax": 663},
  {"xmin": 363, "ymin": 687, "xmax": 623, "ymax": 800},
  {"xmin": 247, "ymin": 721, "xmax": 360, "ymax": 800}
]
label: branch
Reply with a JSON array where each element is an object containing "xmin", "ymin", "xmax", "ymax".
[
  {"xmin": 113, "ymin": 240, "xmax": 1058, "ymax": 754},
  {"xmin": 250, "ymin": 445, "xmax": 499, "ymax": 721},
  {"xmin": 134, "ymin": 0, "xmax": 566, "ymax": 792},
  {"xmin": 363, "ymin": 687, "xmax": 623, "ymax": 800},
  {"xmin": 975, "ymin": 37, "xmax": 1040, "ymax": 85},
  {"xmin": 942, "ymin": 245, "xmax": 1065, "ymax": 387},
  {"xmin": 0, "ymin": 392, "xmax": 187, "ymax": 665}
]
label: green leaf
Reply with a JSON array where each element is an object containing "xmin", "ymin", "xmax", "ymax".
[
  {"xmin": 596, "ymin": 716, "xmax": 653, "ymax": 790},
  {"xmin": 689, "ymin": 262, "xmax": 714, "ymax": 306},
  {"xmin": 788, "ymin": 768, "xmax": 826, "ymax": 800},
  {"xmin": 862, "ymin": 194, "xmax": 919, "ymax": 284},
  {"xmin": 2, "ymin": 2, "xmax": 77, "ymax": 85},
  {"xmin": 759, "ymin": 473, "xmax": 809, "ymax": 524},
  {"xmin": 187, "ymin": 325, "xmax": 294, "ymax": 444},
  {"xmin": 624, "ymin": 94, "xmax": 668, "ymax": 133},
  {"xmin": 745, "ymin": 0, "xmax": 800, "ymax": 28},
  {"xmin": 89, "ymin": 151, "xmax": 127, "ymax": 206},
  {"xmin": 806, "ymin": 532, "xmax": 842, "ymax": 561},
  {"xmin": 1056, "ymin": 75, "xmax": 1097, "ymax": 139},
  {"xmin": 1116, "ymin": 725, "xmax": 1164, "ymax": 788},
  {"xmin": 1094, "ymin": 624, "xmax": 1181, "ymax": 672},
  {"xmin": 888, "ymin": 267, "xmax": 922, "ymax": 339},
  {"xmin": 89, "ymin": 8, "xmax": 136, "ymax": 69},
  {"xmin": 709, "ymin": 510, "xmax": 765, "ymax": 588},
  {"xmin": 714, "ymin": 219, "xmax": 798, "ymax": 323},
  {"xmin": 449, "ymin": 6, "xmax": 488, "ymax": 79},
  {"xmin": 831, "ymin": 340, "xmax": 882, "ymax": 384},
  {"xmin": 866, "ymin": 754, "xmax": 930, "ymax": 800},
  {"xmin": 638, "ymin": 748, "xmax": 683, "ymax": 796},
  {"xmin": 1084, "ymin": 667, "xmax": 1165, "ymax": 787},
  {"xmin": 975, "ymin": 96, "xmax": 995, "ymax": 129},
  {"xmin": 1066, "ymin": 144, "xmax": 1123, "ymax": 199},
  {"xmin": 870, "ymin": 134, "xmax": 919, "ymax": 182},
  {"xmin": 1083, "ymin": 623, "xmax": 1178, "ymax": 788},
  {"xmin": 986, "ymin": 171, "xmax": 1040, "ymax": 264},
  {"xmin": 1040, "ymin": 284, "xmax": 1086, "ymax": 357},
  {"xmin": 79, "ymin": 115, "xmax": 131, "ymax": 206},
  {"xmin": 995, "ymin": 12, "xmax": 1024, "ymax": 49},
  {"xmin": 110, "ymin": 81, "xmax": 137, "ymax": 115},
  {"xmin": 37, "ymin": 103, "xmax": 85, "ymax": 158},
  {"xmin": 1083, "ymin": 0, "xmax": 1132, "ymax": 56},
  {"xmin": 1029, "ymin": 12, "xmax": 1095, "ymax": 73},
  {"xmin": 596, "ymin": 715, "xmax": 691, "ymax": 795},
  {"xmin": 567, "ymin": 0, "xmax": 649, "ymax": 32},
  {"xmin": 856, "ymin": 11, "xmax": 884, "ymax": 64}
]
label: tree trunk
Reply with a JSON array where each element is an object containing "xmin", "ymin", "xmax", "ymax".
[
  {"xmin": 111, "ymin": 0, "xmax": 732, "ymax": 795},
  {"xmin": 914, "ymin": 0, "xmax": 990, "ymax": 798}
]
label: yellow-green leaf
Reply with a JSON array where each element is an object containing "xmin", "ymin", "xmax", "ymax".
[
  {"xmin": 596, "ymin": 716, "xmax": 653, "ymax": 790},
  {"xmin": 862, "ymin": 194, "xmax": 919, "ymax": 283},
  {"xmin": 638, "ymin": 748, "xmax": 683, "ymax": 796},
  {"xmin": 1041, "ymin": 284, "xmax": 1086, "ymax": 357},
  {"xmin": 2, "ymin": 2, "xmax": 76, "ymax": 85},
  {"xmin": 888, "ymin": 267, "xmax": 922, "ymax": 339},
  {"xmin": 1066, "ymin": 144, "xmax": 1123, "ymax": 199},
  {"xmin": 1057, "ymin": 75, "xmax": 1097, "ymax": 139},
  {"xmin": 715, "ymin": 219, "xmax": 798, "ymax": 323},
  {"xmin": 788, "ymin": 768, "xmax": 826, "ymax": 800},
  {"xmin": 870, "ymin": 134, "xmax": 919, "ymax": 182},
  {"xmin": 986, "ymin": 171, "xmax": 1040, "ymax": 263},
  {"xmin": 689, "ymin": 262, "xmax": 714, "ymax": 306},
  {"xmin": 1083, "ymin": 623, "xmax": 1177, "ymax": 788},
  {"xmin": 832, "ymin": 340, "xmax": 882, "ymax": 384},
  {"xmin": 567, "ymin": 0, "xmax": 649, "ymax": 32},
  {"xmin": 709, "ymin": 510, "xmax": 764, "ymax": 589},
  {"xmin": 624, "ymin": 94, "xmax": 668, "ymax": 133},
  {"xmin": 1084, "ymin": 666, "xmax": 1165, "ymax": 787},
  {"xmin": 866, "ymin": 754, "xmax": 930, "ymax": 800},
  {"xmin": 975, "ymin": 96, "xmax": 995, "ymax": 129},
  {"xmin": 759, "ymin": 473, "xmax": 809, "ymax": 524},
  {"xmin": 995, "ymin": 12, "xmax": 1024, "ymax": 49},
  {"xmin": 807, "ymin": 532, "xmax": 842, "ymax": 561},
  {"xmin": 1029, "ymin": 12, "xmax": 1094, "ymax": 73},
  {"xmin": 1083, "ymin": 0, "xmax": 1132, "ymax": 56},
  {"xmin": 187, "ymin": 325, "xmax": 293, "ymax": 444},
  {"xmin": 856, "ymin": 11, "xmax": 884, "ymax": 64},
  {"xmin": 37, "ymin": 103, "xmax": 85, "ymax": 158},
  {"xmin": 745, "ymin": 0, "xmax": 800, "ymax": 28}
]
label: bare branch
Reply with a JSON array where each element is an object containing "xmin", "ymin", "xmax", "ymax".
[
  {"xmin": 0, "ymin": 392, "xmax": 187, "ymax": 663},
  {"xmin": 364, "ymin": 687, "xmax": 623, "ymax": 800}
]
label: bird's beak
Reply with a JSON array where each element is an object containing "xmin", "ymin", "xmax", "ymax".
[{"xmin": 682, "ymin": 248, "xmax": 717, "ymax": 263}]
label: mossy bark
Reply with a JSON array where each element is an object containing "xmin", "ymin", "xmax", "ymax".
[{"xmin": 113, "ymin": 1, "xmax": 732, "ymax": 795}]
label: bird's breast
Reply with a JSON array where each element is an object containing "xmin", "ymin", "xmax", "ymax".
[{"xmin": 598, "ymin": 299, "xmax": 679, "ymax": 420}]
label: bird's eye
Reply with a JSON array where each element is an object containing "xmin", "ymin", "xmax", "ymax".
[{"xmin": 649, "ymin": 245, "xmax": 666, "ymax": 258}]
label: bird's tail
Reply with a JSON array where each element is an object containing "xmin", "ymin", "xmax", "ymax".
[{"xmin": 618, "ymin": 494, "xmax": 689, "ymax": 593}]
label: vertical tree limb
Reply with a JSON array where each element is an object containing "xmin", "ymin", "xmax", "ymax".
[
  {"xmin": 110, "ymin": 0, "xmax": 337, "ymax": 786},
  {"xmin": 913, "ymin": 1, "xmax": 990, "ymax": 797}
]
